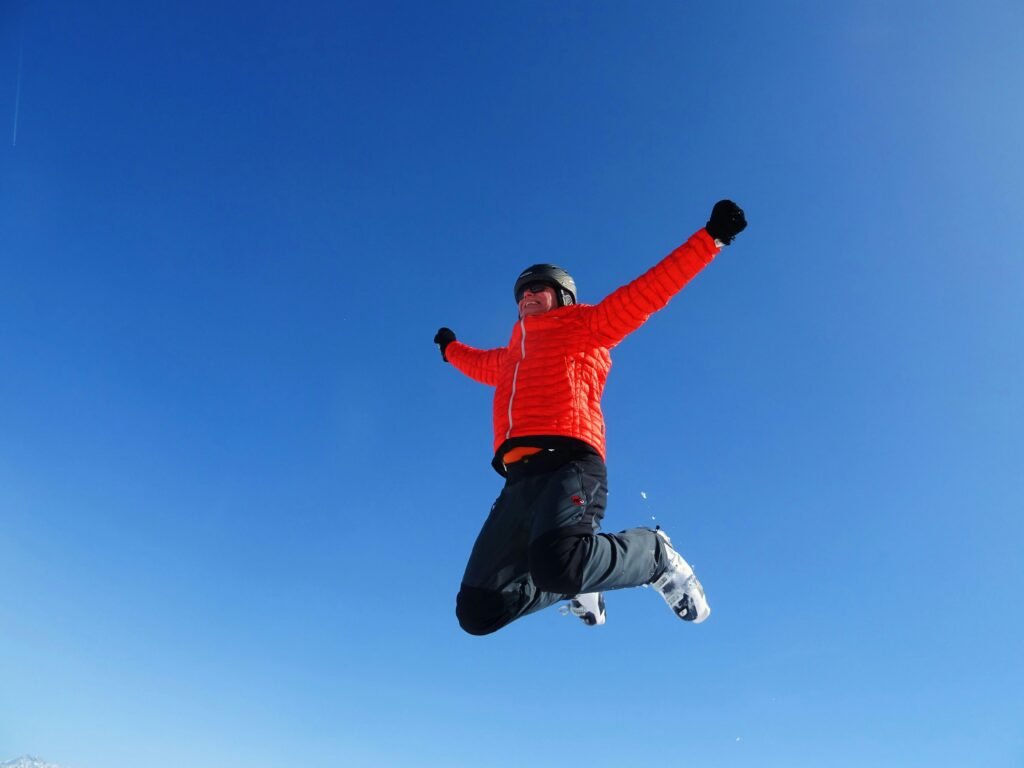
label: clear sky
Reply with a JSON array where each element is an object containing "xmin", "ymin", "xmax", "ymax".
[{"xmin": 2, "ymin": 2, "xmax": 1022, "ymax": 767}]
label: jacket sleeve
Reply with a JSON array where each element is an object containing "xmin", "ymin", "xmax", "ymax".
[
  {"xmin": 445, "ymin": 341, "xmax": 506, "ymax": 387},
  {"xmin": 585, "ymin": 228, "xmax": 720, "ymax": 348}
]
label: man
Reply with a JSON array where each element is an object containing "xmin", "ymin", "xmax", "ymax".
[{"xmin": 434, "ymin": 200, "xmax": 747, "ymax": 636}]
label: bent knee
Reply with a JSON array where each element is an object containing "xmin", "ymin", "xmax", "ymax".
[{"xmin": 456, "ymin": 585, "xmax": 515, "ymax": 636}]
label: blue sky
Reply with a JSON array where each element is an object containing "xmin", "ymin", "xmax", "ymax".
[{"xmin": 1, "ymin": 2, "xmax": 1022, "ymax": 767}]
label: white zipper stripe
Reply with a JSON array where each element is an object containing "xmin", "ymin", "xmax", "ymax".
[{"xmin": 506, "ymin": 318, "xmax": 527, "ymax": 439}]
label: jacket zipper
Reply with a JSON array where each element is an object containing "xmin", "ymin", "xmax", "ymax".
[{"xmin": 506, "ymin": 317, "xmax": 527, "ymax": 439}]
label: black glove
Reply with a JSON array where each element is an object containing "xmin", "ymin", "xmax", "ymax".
[
  {"xmin": 434, "ymin": 327, "xmax": 456, "ymax": 362},
  {"xmin": 705, "ymin": 199, "xmax": 747, "ymax": 245}
]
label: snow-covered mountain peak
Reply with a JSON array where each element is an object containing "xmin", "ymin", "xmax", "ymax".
[{"xmin": 1, "ymin": 757, "xmax": 62, "ymax": 768}]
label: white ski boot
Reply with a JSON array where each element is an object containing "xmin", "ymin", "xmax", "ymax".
[
  {"xmin": 569, "ymin": 592, "xmax": 606, "ymax": 626},
  {"xmin": 652, "ymin": 529, "xmax": 710, "ymax": 623}
]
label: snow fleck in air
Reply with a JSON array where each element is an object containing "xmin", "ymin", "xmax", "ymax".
[{"xmin": 640, "ymin": 491, "xmax": 647, "ymax": 499}]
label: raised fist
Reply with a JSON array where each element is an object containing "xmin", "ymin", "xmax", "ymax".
[
  {"xmin": 706, "ymin": 200, "xmax": 747, "ymax": 245},
  {"xmin": 434, "ymin": 327, "xmax": 456, "ymax": 362}
]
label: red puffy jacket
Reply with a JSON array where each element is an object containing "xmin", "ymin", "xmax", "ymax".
[{"xmin": 446, "ymin": 228, "xmax": 720, "ymax": 466}]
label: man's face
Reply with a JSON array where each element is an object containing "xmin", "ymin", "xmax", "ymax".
[{"xmin": 518, "ymin": 283, "xmax": 557, "ymax": 318}]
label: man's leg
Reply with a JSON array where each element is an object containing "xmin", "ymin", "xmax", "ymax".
[
  {"xmin": 527, "ymin": 454, "xmax": 664, "ymax": 596},
  {"xmin": 455, "ymin": 479, "xmax": 563, "ymax": 635}
]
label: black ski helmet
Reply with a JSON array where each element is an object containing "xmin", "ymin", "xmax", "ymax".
[{"xmin": 514, "ymin": 264, "xmax": 577, "ymax": 307}]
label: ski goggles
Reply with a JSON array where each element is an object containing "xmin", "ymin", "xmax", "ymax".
[{"xmin": 516, "ymin": 281, "xmax": 554, "ymax": 300}]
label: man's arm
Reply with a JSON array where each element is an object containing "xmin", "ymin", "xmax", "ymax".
[
  {"xmin": 434, "ymin": 327, "xmax": 505, "ymax": 386},
  {"xmin": 586, "ymin": 200, "xmax": 746, "ymax": 348}
]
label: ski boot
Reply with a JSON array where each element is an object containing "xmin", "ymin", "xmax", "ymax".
[
  {"xmin": 569, "ymin": 592, "xmax": 606, "ymax": 626},
  {"xmin": 651, "ymin": 529, "xmax": 710, "ymax": 623}
]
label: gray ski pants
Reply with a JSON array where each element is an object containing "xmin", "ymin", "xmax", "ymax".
[{"xmin": 456, "ymin": 450, "xmax": 666, "ymax": 636}]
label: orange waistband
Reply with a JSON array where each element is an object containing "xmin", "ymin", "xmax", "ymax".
[{"xmin": 502, "ymin": 446, "xmax": 545, "ymax": 465}]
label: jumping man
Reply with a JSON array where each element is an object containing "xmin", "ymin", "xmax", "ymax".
[{"xmin": 434, "ymin": 200, "xmax": 747, "ymax": 635}]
